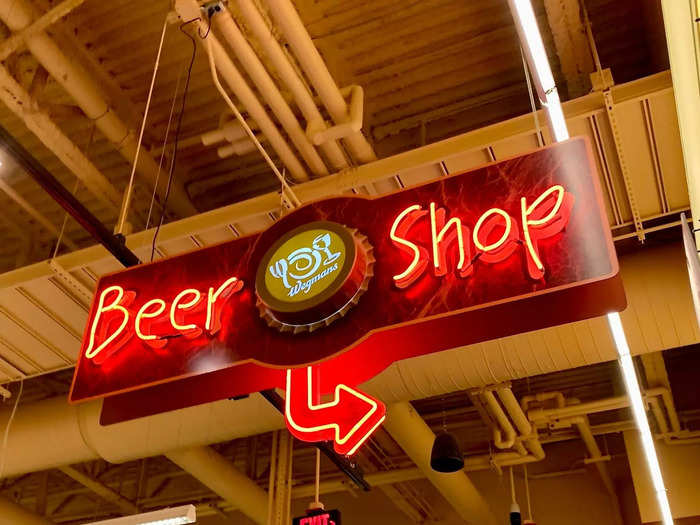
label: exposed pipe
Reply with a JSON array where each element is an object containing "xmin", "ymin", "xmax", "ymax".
[
  {"xmin": 214, "ymin": 6, "xmax": 329, "ymax": 177},
  {"xmin": 0, "ymin": 0, "xmax": 87, "ymax": 61},
  {"xmin": 482, "ymin": 390, "xmax": 517, "ymax": 449},
  {"xmin": 263, "ymin": 0, "xmax": 377, "ymax": 164},
  {"xmin": 384, "ymin": 402, "xmax": 498, "ymax": 525},
  {"xmin": 235, "ymin": 0, "xmax": 348, "ymax": 171},
  {"xmin": 217, "ymin": 137, "xmax": 258, "ymax": 159},
  {"xmin": 0, "ymin": 0, "xmax": 197, "ymax": 218},
  {"xmin": 0, "ymin": 496, "xmax": 53, "ymax": 525},
  {"xmin": 568, "ymin": 416, "xmax": 624, "ymax": 525},
  {"xmin": 58, "ymin": 465, "xmax": 140, "ymax": 515},
  {"xmin": 497, "ymin": 387, "xmax": 545, "ymax": 460},
  {"xmin": 0, "ymin": 63, "xmax": 122, "ymax": 214},
  {"xmin": 199, "ymin": 28, "xmax": 309, "ymax": 183},
  {"xmin": 166, "ymin": 446, "xmax": 268, "ymax": 525}
]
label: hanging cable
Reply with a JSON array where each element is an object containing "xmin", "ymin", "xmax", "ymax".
[
  {"xmin": 523, "ymin": 464, "xmax": 533, "ymax": 521},
  {"xmin": 509, "ymin": 466, "xmax": 516, "ymax": 503},
  {"xmin": 147, "ymin": 57, "xmax": 187, "ymax": 230},
  {"xmin": 520, "ymin": 47, "xmax": 544, "ymax": 147},
  {"xmin": 0, "ymin": 379, "xmax": 23, "ymax": 480},
  {"xmin": 314, "ymin": 448, "xmax": 321, "ymax": 507},
  {"xmin": 205, "ymin": 26, "xmax": 301, "ymax": 208},
  {"xmin": 150, "ymin": 18, "xmax": 199, "ymax": 261},
  {"xmin": 116, "ymin": 14, "xmax": 169, "ymax": 236}
]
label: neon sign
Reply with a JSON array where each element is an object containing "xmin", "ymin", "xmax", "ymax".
[
  {"xmin": 71, "ymin": 138, "xmax": 625, "ymax": 458},
  {"xmin": 84, "ymin": 277, "xmax": 243, "ymax": 363},
  {"xmin": 389, "ymin": 185, "xmax": 573, "ymax": 286}
]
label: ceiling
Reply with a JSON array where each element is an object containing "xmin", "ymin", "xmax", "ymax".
[
  {"xmin": 0, "ymin": 0, "xmax": 695, "ymax": 524},
  {"xmin": 0, "ymin": 0, "xmax": 668, "ymax": 271}
]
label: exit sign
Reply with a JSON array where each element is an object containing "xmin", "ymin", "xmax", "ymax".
[{"xmin": 293, "ymin": 509, "xmax": 341, "ymax": 525}]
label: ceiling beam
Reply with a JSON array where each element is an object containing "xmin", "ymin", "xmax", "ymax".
[{"xmin": 58, "ymin": 465, "xmax": 140, "ymax": 515}]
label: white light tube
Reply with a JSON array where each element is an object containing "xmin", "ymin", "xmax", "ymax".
[
  {"xmin": 508, "ymin": 0, "xmax": 570, "ymax": 142},
  {"xmin": 508, "ymin": 0, "xmax": 673, "ymax": 522},
  {"xmin": 85, "ymin": 505, "xmax": 196, "ymax": 525},
  {"xmin": 608, "ymin": 313, "xmax": 674, "ymax": 525}
]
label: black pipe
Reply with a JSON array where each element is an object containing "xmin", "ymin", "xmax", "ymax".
[
  {"xmin": 0, "ymin": 122, "xmax": 370, "ymax": 491},
  {"xmin": 0, "ymin": 124, "xmax": 140, "ymax": 267}
]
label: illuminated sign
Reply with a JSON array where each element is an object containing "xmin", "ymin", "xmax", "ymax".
[
  {"xmin": 293, "ymin": 509, "xmax": 341, "ymax": 525},
  {"xmin": 256, "ymin": 221, "xmax": 374, "ymax": 333},
  {"xmin": 70, "ymin": 138, "xmax": 625, "ymax": 456}
]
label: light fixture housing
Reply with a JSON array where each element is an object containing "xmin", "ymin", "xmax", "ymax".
[
  {"xmin": 85, "ymin": 505, "xmax": 196, "ymax": 525},
  {"xmin": 430, "ymin": 431, "xmax": 465, "ymax": 473}
]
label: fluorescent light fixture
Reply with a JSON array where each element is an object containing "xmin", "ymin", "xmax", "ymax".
[
  {"xmin": 607, "ymin": 313, "xmax": 674, "ymax": 525},
  {"xmin": 507, "ymin": 0, "xmax": 570, "ymax": 142},
  {"xmin": 85, "ymin": 505, "xmax": 196, "ymax": 525}
]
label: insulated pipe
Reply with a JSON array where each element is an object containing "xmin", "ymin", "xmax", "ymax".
[
  {"xmin": 263, "ymin": 0, "xmax": 377, "ymax": 164},
  {"xmin": 384, "ymin": 402, "xmax": 498, "ymax": 525},
  {"xmin": 0, "ymin": 0, "xmax": 197, "ymax": 218},
  {"xmin": 0, "ymin": 496, "xmax": 53, "ymax": 525},
  {"xmin": 166, "ymin": 446, "xmax": 268, "ymax": 525},
  {"xmin": 201, "ymin": 30, "xmax": 308, "ymax": 182},
  {"xmin": 0, "ymin": 394, "xmax": 284, "ymax": 478},
  {"xmin": 235, "ymin": 0, "xmax": 348, "ymax": 171},
  {"xmin": 214, "ymin": 7, "xmax": 328, "ymax": 177}
]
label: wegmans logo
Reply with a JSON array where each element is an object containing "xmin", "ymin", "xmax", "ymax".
[{"xmin": 268, "ymin": 232, "xmax": 342, "ymax": 298}]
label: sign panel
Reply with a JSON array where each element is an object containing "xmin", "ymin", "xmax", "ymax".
[{"xmin": 70, "ymin": 138, "xmax": 625, "ymax": 452}]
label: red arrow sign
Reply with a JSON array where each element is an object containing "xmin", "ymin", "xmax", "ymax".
[{"xmin": 284, "ymin": 366, "xmax": 386, "ymax": 455}]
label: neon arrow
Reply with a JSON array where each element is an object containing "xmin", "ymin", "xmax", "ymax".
[{"xmin": 284, "ymin": 366, "xmax": 386, "ymax": 456}]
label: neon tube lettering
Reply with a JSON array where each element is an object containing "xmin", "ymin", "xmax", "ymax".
[
  {"xmin": 473, "ymin": 208, "xmax": 519, "ymax": 264},
  {"xmin": 84, "ymin": 286, "xmax": 131, "ymax": 361},
  {"xmin": 521, "ymin": 185, "xmax": 574, "ymax": 279},
  {"xmin": 390, "ymin": 205, "xmax": 429, "ymax": 288},
  {"xmin": 206, "ymin": 277, "xmax": 244, "ymax": 334},
  {"xmin": 135, "ymin": 299, "xmax": 167, "ymax": 347},
  {"xmin": 430, "ymin": 202, "xmax": 472, "ymax": 277},
  {"xmin": 170, "ymin": 288, "xmax": 203, "ymax": 333}
]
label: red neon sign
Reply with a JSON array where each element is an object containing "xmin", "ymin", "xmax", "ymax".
[
  {"xmin": 389, "ymin": 185, "xmax": 573, "ymax": 286},
  {"xmin": 71, "ymin": 138, "xmax": 625, "ymax": 457}
]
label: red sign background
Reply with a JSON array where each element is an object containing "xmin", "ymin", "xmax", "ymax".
[{"xmin": 69, "ymin": 138, "xmax": 625, "ymax": 423}]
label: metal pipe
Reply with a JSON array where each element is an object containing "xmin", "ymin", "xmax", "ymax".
[
  {"xmin": 0, "ymin": 64, "xmax": 122, "ymax": 214},
  {"xmin": 0, "ymin": 0, "xmax": 197, "ymax": 218},
  {"xmin": 0, "ymin": 0, "xmax": 87, "ymax": 61},
  {"xmin": 384, "ymin": 402, "xmax": 498, "ymax": 525},
  {"xmin": 166, "ymin": 446, "xmax": 268, "ymax": 525},
  {"xmin": 200, "ymin": 29, "xmax": 308, "ymax": 183},
  {"xmin": 498, "ymin": 387, "xmax": 545, "ymax": 459},
  {"xmin": 214, "ymin": 6, "xmax": 329, "ymax": 177},
  {"xmin": 236, "ymin": 0, "xmax": 348, "ymax": 171},
  {"xmin": 569, "ymin": 416, "xmax": 624, "ymax": 525},
  {"xmin": 482, "ymin": 390, "xmax": 517, "ymax": 449},
  {"xmin": 0, "ymin": 124, "xmax": 139, "ymax": 266},
  {"xmin": 263, "ymin": 0, "xmax": 377, "ymax": 164}
]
